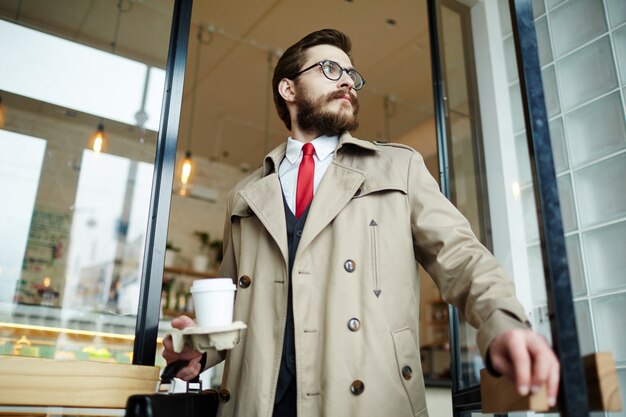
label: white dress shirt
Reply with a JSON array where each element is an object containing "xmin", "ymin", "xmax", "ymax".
[{"xmin": 278, "ymin": 135, "xmax": 339, "ymax": 215}]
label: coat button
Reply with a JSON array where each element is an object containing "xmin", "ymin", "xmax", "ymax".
[
  {"xmin": 350, "ymin": 380, "xmax": 365, "ymax": 395},
  {"xmin": 296, "ymin": 229, "xmax": 303, "ymax": 237},
  {"xmin": 402, "ymin": 366, "xmax": 413, "ymax": 380},
  {"xmin": 347, "ymin": 318, "xmax": 361, "ymax": 332},
  {"xmin": 219, "ymin": 388, "xmax": 231, "ymax": 402},
  {"xmin": 344, "ymin": 259, "xmax": 356, "ymax": 273},
  {"xmin": 239, "ymin": 275, "xmax": 251, "ymax": 288}
]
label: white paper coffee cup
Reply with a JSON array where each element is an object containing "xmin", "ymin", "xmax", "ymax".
[{"xmin": 190, "ymin": 278, "xmax": 236, "ymax": 328}]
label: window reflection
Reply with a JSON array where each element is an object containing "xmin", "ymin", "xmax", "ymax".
[
  {"xmin": 62, "ymin": 151, "xmax": 154, "ymax": 315},
  {"xmin": 0, "ymin": 131, "xmax": 46, "ymax": 303}
]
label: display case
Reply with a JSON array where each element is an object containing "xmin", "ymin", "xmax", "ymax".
[{"xmin": 0, "ymin": 302, "xmax": 170, "ymax": 366}]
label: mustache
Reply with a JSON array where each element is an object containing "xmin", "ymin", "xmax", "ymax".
[{"xmin": 326, "ymin": 89, "xmax": 358, "ymax": 103}]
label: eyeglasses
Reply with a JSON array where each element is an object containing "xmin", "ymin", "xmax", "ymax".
[{"xmin": 289, "ymin": 59, "xmax": 366, "ymax": 91}]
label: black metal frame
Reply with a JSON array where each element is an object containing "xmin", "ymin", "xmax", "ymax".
[
  {"xmin": 508, "ymin": 0, "xmax": 589, "ymax": 415},
  {"xmin": 132, "ymin": 0, "xmax": 193, "ymax": 365}
]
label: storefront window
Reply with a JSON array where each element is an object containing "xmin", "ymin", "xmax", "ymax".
[{"xmin": 0, "ymin": 1, "xmax": 173, "ymax": 366}]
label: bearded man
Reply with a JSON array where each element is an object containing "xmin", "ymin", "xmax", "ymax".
[{"xmin": 163, "ymin": 28, "xmax": 559, "ymax": 417}]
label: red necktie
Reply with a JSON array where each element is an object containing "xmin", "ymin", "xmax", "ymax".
[{"xmin": 295, "ymin": 143, "xmax": 315, "ymax": 218}]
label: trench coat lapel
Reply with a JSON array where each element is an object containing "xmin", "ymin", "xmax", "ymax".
[
  {"xmin": 238, "ymin": 144, "xmax": 289, "ymax": 264},
  {"xmin": 296, "ymin": 132, "xmax": 378, "ymax": 256},
  {"xmin": 296, "ymin": 154, "xmax": 365, "ymax": 256}
]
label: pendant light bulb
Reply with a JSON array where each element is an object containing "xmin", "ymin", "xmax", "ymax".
[
  {"xmin": 178, "ymin": 151, "xmax": 195, "ymax": 196},
  {"xmin": 88, "ymin": 122, "xmax": 109, "ymax": 153}
]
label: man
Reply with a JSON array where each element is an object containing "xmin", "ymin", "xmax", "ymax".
[{"xmin": 163, "ymin": 29, "xmax": 559, "ymax": 417}]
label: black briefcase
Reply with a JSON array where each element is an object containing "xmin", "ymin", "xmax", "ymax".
[{"xmin": 125, "ymin": 361, "xmax": 219, "ymax": 417}]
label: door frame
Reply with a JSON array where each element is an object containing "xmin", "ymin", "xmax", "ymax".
[{"xmin": 132, "ymin": 0, "xmax": 193, "ymax": 365}]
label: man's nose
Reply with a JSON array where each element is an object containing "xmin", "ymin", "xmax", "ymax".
[{"xmin": 338, "ymin": 72, "xmax": 355, "ymax": 90}]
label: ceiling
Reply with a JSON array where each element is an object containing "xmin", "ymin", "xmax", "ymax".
[{"xmin": 0, "ymin": 0, "xmax": 440, "ymax": 171}]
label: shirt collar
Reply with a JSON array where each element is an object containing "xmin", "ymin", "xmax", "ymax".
[
  {"xmin": 262, "ymin": 131, "xmax": 378, "ymax": 176},
  {"xmin": 285, "ymin": 135, "xmax": 339, "ymax": 164}
]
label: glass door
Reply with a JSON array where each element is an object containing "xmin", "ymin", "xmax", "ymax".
[
  {"xmin": 429, "ymin": 2, "xmax": 495, "ymax": 412},
  {"xmin": 0, "ymin": 0, "xmax": 184, "ymax": 368}
]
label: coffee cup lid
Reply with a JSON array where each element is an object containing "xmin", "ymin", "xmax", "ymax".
[{"xmin": 191, "ymin": 278, "xmax": 235, "ymax": 291}]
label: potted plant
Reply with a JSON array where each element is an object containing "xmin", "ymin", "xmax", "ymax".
[
  {"xmin": 209, "ymin": 239, "xmax": 223, "ymax": 265},
  {"xmin": 193, "ymin": 231, "xmax": 211, "ymax": 271}
]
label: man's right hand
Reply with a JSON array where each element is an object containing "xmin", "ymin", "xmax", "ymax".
[{"xmin": 162, "ymin": 315, "xmax": 204, "ymax": 381}]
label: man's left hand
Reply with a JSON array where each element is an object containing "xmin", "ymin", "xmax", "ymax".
[{"xmin": 489, "ymin": 328, "xmax": 560, "ymax": 407}]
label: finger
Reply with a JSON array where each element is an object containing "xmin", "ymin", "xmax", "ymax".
[
  {"xmin": 162, "ymin": 334, "xmax": 173, "ymax": 351},
  {"xmin": 490, "ymin": 349, "xmax": 515, "ymax": 378},
  {"xmin": 547, "ymin": 358, "xmax": 560, "ymax": 406},
  {"xmin": 171, "ymin": 315, "xmax": 196, "ymax": 330},
  {"xmin": 506, "ymin": 333, "xmax": 532, "ymax": 395},
  {"xmin": 176, "ymin": 358, "xmax": 202, "ymax": 381},
  {"xmin": 528, "ymin": 335, "xmax": 552, "ymax": 392}
]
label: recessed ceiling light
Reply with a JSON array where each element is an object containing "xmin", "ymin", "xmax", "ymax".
[{"xmin": 386, "ymin": 18, "xmax": 397, "ymax": 26}]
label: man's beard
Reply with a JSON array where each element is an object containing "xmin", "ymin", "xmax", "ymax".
[{"xmin": 295, "ymin": 87, "xmax": 360, "ymax": 137}]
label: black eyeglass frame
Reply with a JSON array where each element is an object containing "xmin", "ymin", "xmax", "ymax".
[{"xmin": 288, "ymin": 59, "xmax": 366, "ymax": 91}]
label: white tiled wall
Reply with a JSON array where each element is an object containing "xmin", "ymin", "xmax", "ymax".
[{"xmin": 499, "ymin": 0, "xmax": 626, "ymax": 414}]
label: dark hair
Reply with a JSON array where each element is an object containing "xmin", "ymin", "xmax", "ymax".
[{"xmin": 272, "ymin": 29, "xmax": 352, "ymax": 130}]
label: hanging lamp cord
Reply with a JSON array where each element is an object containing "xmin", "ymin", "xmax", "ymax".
[{"xmin": 186, "ymin": 25, "xmax": 213, "ymax": 152}]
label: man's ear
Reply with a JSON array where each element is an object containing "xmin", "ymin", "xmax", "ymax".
[{"xmin": 278, "ymin": 78, "xmax": 297, "ymax": 103}]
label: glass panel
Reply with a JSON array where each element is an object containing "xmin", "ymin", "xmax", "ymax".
[
  {"xmin": 547, "ymin": 0, "xmax": 566, "ymax": 10},
  {"xmin": 615, "ymin": 26, "xmax": 626, "ymax": 85},
  {"xmin": 498, "ymin": 0, "xmax": 512, "ymax": 37},
  {"xmin": 532, "ymin": 306, "xmax": 552, "ymax": 343},
  {"xmin": 533, "ymin": 0, "xmax": 546, "ymax": 18},
  {"xmin": 515, "ymin": 132, "xmax": 532, "ymax": 186},
  {"xmin": 583, "ymin": 221, "xmax": 626, "ymax": 295},
  {"xmin": 510, "ymin": 82, "xmax": 525, "ymax": 133},
  {"xmin": 522, "ymin": 187, "xmax": 540, "ymax": 243},
  {"xmin": 593, "ymin": 293, "xmax": 626, "ymax": 364},
  {"xmin": 607, "ymin": 0, "xmax": 626, "ymax": 28},
  {"xmin": 574, "ymin": 300, "xmax": 594, "ymax": 355},
  {"xmin": 564, "ymin": 92, "xmax": 626, "ymax": 167},
  {"xmin": 504, "ymin": 35, "xmax": 518, "ymax": 83},
  {"xmin": 566, "ymin": 234, "xmax": 587, "ymax": 297},
  {"xmin": 557, "ymin": 174, "xmax": 577, "ymax": 233},
  {"xmin": 542, "ymin": 65, "xmax": 561, "ymax": 117},
  {"xmin": 528, "ymin": 244, "xmax": 547, "ymax": 306},
  {"xmin": 557, "ymin": 36, "xmax": 618, "ymax": 110},
  {"xmin": 618, "ymin": 369, "xmax": 626, "ymax": 417},
  {"xmin": 549, "ymin": 0, "xmax": 607, "ymax": 58},
  {"xmin": 0, "ymin": 2, "xmax": 173, "ymax": 366},
  {"xmin": 550, "ymin": 118, "xmax": 569, "ymax": 173},
  {"xmin": 536, "ymin": 17, "xmax": 553, "ymax": 67},
  {"xmin": 575, "ymin": 153, "xmax": 626, "ymax": 227}
]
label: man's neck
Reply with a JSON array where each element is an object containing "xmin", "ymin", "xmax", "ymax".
[
  {"xmin": 290, "ymin": 126, "xmax": 342, "ymax": 143},
  {"xmin": 290, "ymin": 126, "xmax": 318, "ymax": 143}
]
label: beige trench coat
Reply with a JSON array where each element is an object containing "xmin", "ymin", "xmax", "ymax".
[{"xmin": 212, "ymin": 132, "xmax": 528, "ymax": 417}]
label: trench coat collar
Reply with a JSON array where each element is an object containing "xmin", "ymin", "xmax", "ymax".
[
  {"xmin": 239, "ymin": 131, "xmax": 379, "ymax": 264},
  {"xmin": 260, "ymin": 131, "xmax": 378, "ymax": 177}
]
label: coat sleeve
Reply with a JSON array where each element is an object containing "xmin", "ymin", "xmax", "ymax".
[{"xmin": 406, "ymin": 151, "xmax": 530, "ymax": 358}]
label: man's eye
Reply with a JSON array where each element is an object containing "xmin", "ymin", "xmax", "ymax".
[{"xmin": 323, "ymin": 63, "xmax": 340, "ymax": 76}]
